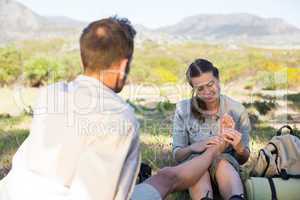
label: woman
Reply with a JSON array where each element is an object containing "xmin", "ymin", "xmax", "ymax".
[{"xmin": 172, "ymin": 59, "xmax": 251, "ymax": 200}]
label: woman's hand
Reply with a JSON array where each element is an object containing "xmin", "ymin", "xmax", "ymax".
[
  {"xmin": 222, "ymin": 128, "xmax": 250, "ymax": 164},
  {"xmin": 222, "ymin": 128, "xmax": 244, "ymax": 154},
  {"xmin": 189, "ymin": 136, "xmax": 227, "ymax": 153}
]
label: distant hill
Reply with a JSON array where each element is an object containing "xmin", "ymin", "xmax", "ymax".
[
  {"xmin": 0, "ymin": 0, "xmax": 85, "ymax": 44},
  {"xmin": 153, "ymin": 13, "xmax": 300, "ymax": 45},
  {"xmin": 1, "ymin": 0, "xmax": 300, "ymax": 46}
]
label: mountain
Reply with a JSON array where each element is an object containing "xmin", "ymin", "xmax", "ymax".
[
  {"xmin": 154, "ymin": 13, "xmax": 300, "ymax": 44},
  {"xmin": 0, "ymin": 0, "xmax": 85, "ymax": 44},
  {"xmin": 1, "ymin": 0, "xmax": 300, "ymax": 46}
]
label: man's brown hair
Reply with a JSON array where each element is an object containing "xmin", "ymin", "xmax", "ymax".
[{"xmin": 80, "ymin": 16, "xmax": 136, "ymax": 71}]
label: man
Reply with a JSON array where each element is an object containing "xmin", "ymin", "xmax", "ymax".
[{"xmin": 0, "ymin": 17, "xmax": 226, "ymax": 200}]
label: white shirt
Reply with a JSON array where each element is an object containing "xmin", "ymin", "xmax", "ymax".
[{"xmin": 0, "ymin": 75, "xmax": 140, "ymax": 200}]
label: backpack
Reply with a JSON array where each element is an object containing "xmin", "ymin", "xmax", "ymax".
[
  {"xmin": 251, "ymin": 125, "xmax": 300, "ymax": 179},
  {"xmin": 137, "ymin": 163, "xmax": 152, "ymax": 184}
]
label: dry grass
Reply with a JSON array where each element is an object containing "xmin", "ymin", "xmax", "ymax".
[{"xmin": 0, "ymin": 89, "xmax": 299, "ymax": 199}]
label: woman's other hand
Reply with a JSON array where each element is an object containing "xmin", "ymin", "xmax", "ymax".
[
  {"xmin": 188, "ymin": 136, "xmax": 218, "ymax": 153},
  {"xmin": 188, "ymin": 140, "xmax": 210, "ymax": 153},
  {"xmin": 222, "ymin": 128, "xmax": 244, "ymax": 154}
]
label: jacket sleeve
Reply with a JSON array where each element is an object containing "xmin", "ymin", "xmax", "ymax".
[
  {"xmin": 172, "ymin": 103, "xmax": 189, "ymax": 161},
  {"xmin": 237, "ymin": 109, "xmax": 251, "ymax": 150}
]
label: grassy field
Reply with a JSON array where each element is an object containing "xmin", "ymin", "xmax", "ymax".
[
  {"xmin": 1, "ymin": 39, "xmax": 300, "ymax": 89},
  {"xmin": 0, "ymin": 90, "xmax": 299, "ymax": 199},
  {"xmin": 1, "ymin": 39, "xmax": 300, "ymax": 199}
]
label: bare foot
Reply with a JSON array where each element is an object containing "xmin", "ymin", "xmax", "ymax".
[{"xmin": 221, "ymin": 113, "xmax": 235, "ymax": 129}]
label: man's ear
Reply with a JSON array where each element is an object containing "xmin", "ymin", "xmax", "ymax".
[{"xmin": 119, "ymin": 58, "xmax": 129, "ymax": 77}]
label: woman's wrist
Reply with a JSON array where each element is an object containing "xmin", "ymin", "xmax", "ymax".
[
  {"xmin": 234, "ymin": 143, "xmax": 245, "ymax": 155},
  {"xmin": 187, "ymin": 144, "xmax": 206, "ymax": 155},
  {"xmin": 234, "ymin": 145, "xmax": 250, "ymax": 164},
  {"xmin": 175, "ymin": 146, "xmax": 193, "ymax": 162}
]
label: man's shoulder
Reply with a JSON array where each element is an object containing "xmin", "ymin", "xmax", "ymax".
[
  {"xmin": 36, "ymin": 81, "xmax": 66, "ymax": 95},
  {"xmin": 33, "ymin": 81, "xmax": 67, "ymax": 109},
  {"xmin": 39, "ymin": 80, "xmax": 136, "ymax": 117}
]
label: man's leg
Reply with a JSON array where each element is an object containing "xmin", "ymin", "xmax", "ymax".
[
  {"xmin": 143, "ymin": 147, "xmax": 219, "ymax": 199},
  {"xmin": 189, "ymin": 171, "xmax": 213, "ymax": 200},
  {"xmin": 215, "ymin": 160, "xmax": 244, "ymax": 200}
]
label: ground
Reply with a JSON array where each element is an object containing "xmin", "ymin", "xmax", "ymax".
[{"xmin": 0, "ymin": 86, "xmax": 299, "ymax": 200}]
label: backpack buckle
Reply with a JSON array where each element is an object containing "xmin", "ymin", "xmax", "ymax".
[{"xmin": 280, "ymin": 169, "xmax": 289, "ymax": 180}]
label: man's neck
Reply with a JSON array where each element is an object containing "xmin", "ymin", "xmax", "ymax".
[{"xmin": 83, "ymin": 71, "xmax": 115, "ymax": 91}]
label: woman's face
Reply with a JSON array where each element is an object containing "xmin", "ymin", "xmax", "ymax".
[{"xmin": 191, "ymin": 72, "xmax": 220, "ymax": 103}]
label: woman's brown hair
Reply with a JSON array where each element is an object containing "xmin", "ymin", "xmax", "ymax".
[{"xmin": 186, "ymin": 59, "xmax": 219, "ymax": 122}]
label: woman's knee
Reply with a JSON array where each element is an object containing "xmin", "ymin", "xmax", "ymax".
[
  {"xmin": 215, "ymin": 159, "xmax": 233, "ymax": 174},
  {"xmin": 215, "ymin": 159, "xmax": 241, "ymax": 184}
]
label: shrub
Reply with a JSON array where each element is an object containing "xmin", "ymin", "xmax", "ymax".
[
  {"xmin": 243, "ymin": 100, "xmax": 277, "ymax": 115},
  {"xmin": 59, "ymin": 52, "xmax": 82, "ymax": 81},
  {"xmin": 154, "ymin": 67, "xmax": 178, "ymax": 83},
  {"xmin": 24, "ymin": 56, "xmax": 67, "ymax": 87},
  {"xmin": 0, "ymin": 46, "xmax": 22, "ymax": 86}
]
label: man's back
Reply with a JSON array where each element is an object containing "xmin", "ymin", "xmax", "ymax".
[{"xmin": 0, "ymin": 75, "xmax": 140, "ymax": 200}]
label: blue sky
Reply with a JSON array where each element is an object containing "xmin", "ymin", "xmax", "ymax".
[{"xmin": 18, "ymin": 0, "xmax": 300, "ymax": 28}]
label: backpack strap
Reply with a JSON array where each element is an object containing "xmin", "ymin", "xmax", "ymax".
[
  {"xmin": 279, "ymin": 169, "xmax": 300, "ymax": 180},
  {"xmin": 268, "ymin": 142, "xmax": 279, "ymax": 155},
  {"xmin": 268, "ymin": 142, "xmax": 281, "ymax": 174},
  {"xmin": 260, "ymin": 149, "xmax": 271, "ymax": 177},
  {"xmin": 267, "ymin": 178, "xmax": 278, "ymax": 200},
  {"xmin": 276, "ymin": 125, "xmax": 293, "ymax": 136},
  {"xmin": 285, "ymin": 174, "xmax": 300, "ymax": 179}
]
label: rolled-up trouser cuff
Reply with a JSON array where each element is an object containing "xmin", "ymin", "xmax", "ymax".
[{"xmin": 131, "ymin": 183, "xmax": 162, "ymax": 200}]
